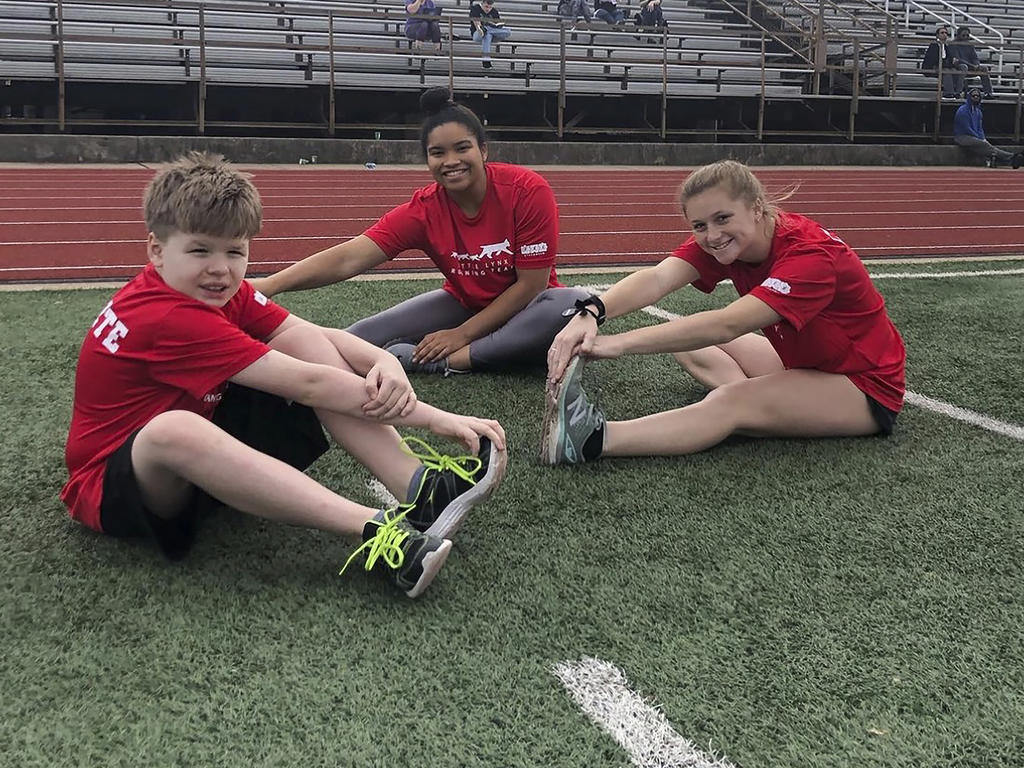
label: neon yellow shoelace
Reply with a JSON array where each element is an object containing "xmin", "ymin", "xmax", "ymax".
[
  {"xmin": 339, "ymin": 506, "xmax": 413, "ymax": 576},
  {"xmin": 400, "ymin": 436, "xmax": 482, "ymax": 486}
]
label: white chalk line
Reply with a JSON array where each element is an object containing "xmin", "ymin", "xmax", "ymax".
[{"xmin": 553, "ymin": 657, "xmax": 735, "ymax": 768}]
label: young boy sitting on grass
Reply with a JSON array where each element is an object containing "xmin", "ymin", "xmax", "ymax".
[{"xmin": 61, "ymin": 152, "xmax": 507, "ymax": 598}]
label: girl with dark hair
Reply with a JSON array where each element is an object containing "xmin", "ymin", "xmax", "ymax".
[{"xmin": 251, "ymin": 88, "xmax": 590, "ymax": 376}]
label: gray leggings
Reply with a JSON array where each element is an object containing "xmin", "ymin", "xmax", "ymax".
[{"xmin": 346, "ymin": 286, "xmax": 592, "ymax": 371}]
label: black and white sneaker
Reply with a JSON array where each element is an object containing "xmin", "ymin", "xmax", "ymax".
[{"xmin": 402, "ymin": 436, "xmax": 507, "ymax": 539}]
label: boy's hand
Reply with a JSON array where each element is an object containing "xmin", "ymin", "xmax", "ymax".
[
  {"xmin": 430, "ymin": 413, "xmax": 506, "ymax": 455},
  {"xmin": 363, "ymin": 357, "xmax": 417, "ymax": 420}
]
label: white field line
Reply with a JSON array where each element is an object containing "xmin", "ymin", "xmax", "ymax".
[
  {"xmin": 903, "ymin": 392, "xmax": 1024, "ymax": 440},
  {"xmin": 582, "ymin": 274, "xmax": 1024, "ymax": 442},
  {"xmin": 553, "ymin": 657, "xmax": 735, "ymax": 768}
]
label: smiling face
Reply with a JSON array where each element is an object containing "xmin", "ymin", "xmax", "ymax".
[
  {"xmin": 684, "ymin": 184, "xmax": 770, "ymax": 266},
  {"xmin": 425, "ymin": 121, "xmax": 488, "ymax": 204},
  {"xmin": 148, "ymin": 230, "xmax": 249, "ymax": 307}
]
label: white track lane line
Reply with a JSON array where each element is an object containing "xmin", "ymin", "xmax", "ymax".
[
  {"xmin": 581, "ymin": 276, "xmax": 1024, "ymax": 442},
  {"xmin": 553, "ymin": 657, "xmax": 736, "ymax": 768}
]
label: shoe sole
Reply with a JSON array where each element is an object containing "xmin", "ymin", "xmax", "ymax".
[
  {"xmin": 405, "ymin": 538, "xmax": 452, "ymax": 598},
  {"xmin": 423, "ymin": 441, "xmax": 508, "ymax": 540},
  {"xmin": 539, "ymin": 356, "xmax": 582, "ymax": 465}
]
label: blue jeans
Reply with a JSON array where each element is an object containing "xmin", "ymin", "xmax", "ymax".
[
  {"xmin": 473, "ymin": 26, "xmax": 511, "ymax": 57},
  {"xmin": 595, "ymin": 8, "xmax": 624, "ymax": 23}
]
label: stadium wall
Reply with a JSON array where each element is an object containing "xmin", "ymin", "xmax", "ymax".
[{"xmin": 0, "ymin": 134, "xmax": 976, "ymax": 166}]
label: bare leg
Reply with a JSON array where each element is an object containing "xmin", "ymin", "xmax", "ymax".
[
  {"xmin": 673, "ymin": 332, "xmax": 784, "ymax": 389},
  {"xmin": 269, "ymin": 325, "xmax": 422, "ymax": 501},
  {"xmin": 604, "ymin": 368, "xmax": 878, "ymax": 456},
  {"xmin": 131, "ymin": 411, "xmax": 377, "ymax": 534}
]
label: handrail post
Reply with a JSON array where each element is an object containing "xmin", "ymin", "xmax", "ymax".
[
  {"xmin": 758, "ymin": 33, "xmax": 766, "ymax": 140},
  {"xmin": 56, "ymin": 0, "xmax": 65, "ymax": 132},
  {"xmin": 448, "ymin": 16, "xmax": 454, "ymax": 96},
  {"xmin": 884, "ymin": 15, "xmax": 896, "ymax": 95},
  {"xmin": 660, "ymin": 26, "xmax": 667, "ymax": 140},
  {"xmin": 1016, "ymin": 48, "xmax": 1023, "ymax": 143},
  {"xmin": 558, "ymin": 22, "xmax": 565, "ymax": 139},
  {"xmin": 848, "ymin": 37, "xmax": 858, "ymax": 141},
  {"xmin": 198, "ymin": 3, "xmax": 206, "ymax": 135},
  {"xmin": 328, "ymin": 10, "xmax": 335, "ymax": 136}
]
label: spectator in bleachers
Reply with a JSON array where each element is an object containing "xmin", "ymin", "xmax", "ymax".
[
  {"xmin": 949, "ymin": 25, "xmax": 993, "ymax": 98},
  {"xmin": 921, "ymin": 25, "xmax": 958, "ymax": 99},
  {"xmin": 594, "ymin": 0, "xmax": 626, "ymax": 25},
  {"xmin": 634, "ymin": 0, "xmax": 667, "ymax": 40},
  {"xmin": 953, "ymin": 85, "xmax": 1021, "ymax": 168},
  {"xmin": 470, "ymin": 0, "xmax": 511, "ymax": 69},
  {"xmin": 557, "ymin": 0, "xmax": 594, "ymax": 28},
  {"xmin": 405, "ymin": 0, "xmax": 443, "ymax": 51},
  {"xmin": 249, "ymin": 88, "xmax": 592, "ymax": 376}
]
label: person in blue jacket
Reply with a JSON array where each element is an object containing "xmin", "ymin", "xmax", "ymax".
[{"xmin": 953, "ymin": 85, "xmax": 1022, "ymax": 168}]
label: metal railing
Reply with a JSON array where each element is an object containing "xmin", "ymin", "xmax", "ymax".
[{"xmin": 1, "ymin": 0, "xmax": 1021, "ymax": 141}]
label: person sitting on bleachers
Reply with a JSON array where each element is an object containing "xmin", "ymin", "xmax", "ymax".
[
  {"xmin": 406, "ymin": 0, "xmax": 443, "ymax": 51},
  {"xmin": 634, "ymin": 0, "xmax": 667, "ymax": 35},
  {"xmin": 921, "ymin": 25, "xmax": 958, "ymax": 99},
  {"xmin": 470, "ymin": 0, "xmax": 511, "ymax": 69},
  {"xmin": 953, "ymin": 85, "xmax": 1021, "ymax": 168},
  {"xmin": 557, "ymin": 0, "xmax": 594, "ymax": 28},
  {"xmin": 594, "ymin": 0, "xmax": 626, "ymax": 25},
  {"xmin": 948, "ymin": 25, "xmax": 994, "ymax": 98}
]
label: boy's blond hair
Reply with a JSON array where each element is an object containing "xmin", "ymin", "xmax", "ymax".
[
  {"xmin": 678, "ymin": 160, "xmax": 795, "ymax": 221},
  {"xmin": 143, "ymin": 152, "xmax": 262, "ymax": 241}
]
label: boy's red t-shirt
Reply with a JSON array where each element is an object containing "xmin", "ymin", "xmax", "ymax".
[
  {"xmin": 672, "ymin": 211, "xmax": 906, "ymax": 412},
  {"xmin": 363, "ymin": 162, "xmax": 562, "ymax": 311},
  {"xmin": 61, "ymin": 264, "xmax": 289, "ymax": 532}
]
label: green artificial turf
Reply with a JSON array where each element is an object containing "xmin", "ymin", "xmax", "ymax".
[{"xmin": 1, "ymin": 262, "xmax": 1021, "ymax": 767}]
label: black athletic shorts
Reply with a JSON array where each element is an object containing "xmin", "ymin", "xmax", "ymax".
[
  {"xmin": 98, "ymin": 385, "xmax": 329, "ymax": 560},
  {"xmin": 866, "ymin": 395, "xmax": 898, "ymax": 436}
]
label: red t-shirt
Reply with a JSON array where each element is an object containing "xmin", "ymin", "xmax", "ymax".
[
  {"xmin": 672, "ymin": 211, "xmax": 906, "ymax": 412},
  {"xmin": 61, "ymin": 264, "xmax": 289, "ymax": 532},
  {"xmin": 363, "ymin": 162, "xmax": 562, "ymax": 311}
]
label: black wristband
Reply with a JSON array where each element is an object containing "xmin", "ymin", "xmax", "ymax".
[
  {"xmin": 583, "ymin": 295, "xmax": 607, "ymax": 325},
  {"xmin": 562, "ymin": 296, "xmax": 607, "ymax": 325}
]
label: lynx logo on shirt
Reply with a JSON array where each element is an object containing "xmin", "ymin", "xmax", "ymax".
[
  {"xmin": 761, "ymin": 277, "xmax": 792, "ymax": 295},
  {"xmin": 521, "ymin": 242, "xmax": 548, "ymax": 256},
  {"xmin": 451, "ymin": 238, "xmax": 514, "ymax": 262},
  {"xmin": 91, "ymin": 300, "xmax": 130, "ymax": 353}
]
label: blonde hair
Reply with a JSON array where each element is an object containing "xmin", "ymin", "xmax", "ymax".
[
  {"xmin": 143, "ymin": 152, "xmax": 262, "ymax": 241},
  {"xmin": 678, "ymin": 160, "xmax": 795, "ymax": 221}
]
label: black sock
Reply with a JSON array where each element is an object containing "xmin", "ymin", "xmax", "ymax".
[{"xmin": 582, "ymin": 424, "xmax": 604, "ymax": 461}]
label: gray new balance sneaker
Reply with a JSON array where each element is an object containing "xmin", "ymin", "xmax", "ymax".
[{"xmin": 539, "ymin": 356, "xmax": 605, "ymax": 465}]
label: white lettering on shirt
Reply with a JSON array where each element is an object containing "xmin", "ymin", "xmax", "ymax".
[
  {"xmin": 91, "ymin": 300, "xmax": 130, "ymax": 353},
  {"xmin": 521, "ymin": 242, "xmax": 548, "ymax": 256},
  {"xmin": 450, "ymin": 238, "xmax": 514, "ymax": 263},
  {"xmin": 761, "ymin": 277, "xmax": 792, "ymax": 295}
]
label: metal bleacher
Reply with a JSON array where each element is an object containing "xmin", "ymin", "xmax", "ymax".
[{"xmin": 0, "ymin": 0, "xmax": 1021, "ymax": 138}]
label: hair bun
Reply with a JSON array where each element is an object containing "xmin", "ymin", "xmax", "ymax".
[{"xmin": 420, "ymin": 87, "xmax": 453, "ymax": 115}]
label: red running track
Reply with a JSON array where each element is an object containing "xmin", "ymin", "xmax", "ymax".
[{"xmin": 2, "ymin": 165, "xmax": 1024, "ymax": 283}]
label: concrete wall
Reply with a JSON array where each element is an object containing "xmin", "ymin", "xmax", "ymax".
[{"xmin": 0, "ymin": 134, "xmax": 975, "ymax": 166}]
